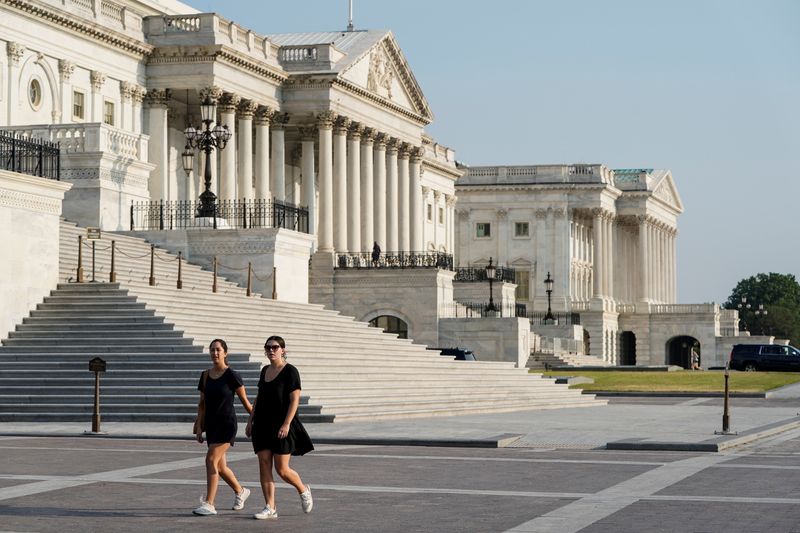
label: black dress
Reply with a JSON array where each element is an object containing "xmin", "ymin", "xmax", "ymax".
[
  {"xmin": 198, "ymin": 367, "xmax": 244, "ymax": 446},
  {"xmin": 251, "ymin": 363, "xmax": 314, "ymax": 456}
]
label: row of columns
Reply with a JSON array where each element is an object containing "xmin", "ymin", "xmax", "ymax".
[{"xmin": 638, "ymin": 216, "xmax": 677, "ymax": 303}]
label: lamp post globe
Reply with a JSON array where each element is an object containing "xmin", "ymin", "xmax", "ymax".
[
  {"xmin": 183, "ymin": 95, "xmax": 230, "ymax": 218},
  {"xmin": 485, "ymin": 257, "xmax": 497, "ymax": 313},
  {"xmin": 544, "ymin": 271, "xmax": 554, "ymax": 322}
]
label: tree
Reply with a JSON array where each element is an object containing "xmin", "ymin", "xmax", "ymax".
[{"xmin": 724, "ymin": 273, "xmax": 800, "ymax": 345}]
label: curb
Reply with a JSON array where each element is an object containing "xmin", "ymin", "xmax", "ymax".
[{"xmin": 590, "ymin": 391, "xmax": 766, "ymax": 398}]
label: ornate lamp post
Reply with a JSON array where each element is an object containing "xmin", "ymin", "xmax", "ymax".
[
  {"xmin": 485, "ymin": 257, "xmax": 498, "ymax": 313},
  {"xmin": 544, "ymin": 271, "xmax": 554, "ymax": 322},
  {"xmin": 182, "ymin": 96, "xmax": 232, "ymax": 217},
  {"xmin": 754, "ymin": 303, "xmax": 768, "ymax": 335},
  {"xmin": 737, "ymin": 296, "xmax": 751, "ymax": 331}
]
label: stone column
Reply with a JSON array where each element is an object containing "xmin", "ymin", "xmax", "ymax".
[
  {"xmin": 237, "ymin": 99, "xmax": 257, "ymax": 201},
  {"xmin": 605, "ymin": 214, "xmax": 614, "ymax": 299},
  {"xmin": 254, "ymin": 106, "xmax": 272, "ymax": 199},
  {"xmin": 637, "ymin": 216, "xmax": 648, "ymax": 302},
  {"xmin": 144, "ymin": 89, "xmax": 170, "ymax": 201},
  {"xmin": 592, "ymin": 209, "xmax": 604, "ymax": 298},
  {"xmin": 671, "ymin": 228, "xmax": 678, "ymax": 302},
  {"xmin": 398, "ymin": 144, "xmax": 411, "ymax": 252},
  {"xmin": 58, "ymin": 59, "xmax": 75, "ymax": 123},
  {"xmin": 421, "ymin": 186, "xmax": 431, "ymax": 247},
  {"xmin": 119, "ymin": 82, "xmax": 133, "ymax": 131},
  {"xmin": 300, "ymin": 126, "xmax": 317, "ymax": 241},
  {"xmin": 373, "ymin": 133, "xmax": 388, "ymax": 249},
  {"xmin": 7, "ymin": 43, "xmax": 25, "ymax": 120},
  {"xmin": 90, "ymin": 70, "xmax": 106, "ymax": 122},
  {"xmin": 347, "ymin": 123, "xmax": 363, "ymax": 252},
  {"xmin": 409, "ymin": 147, "xmax": 424, "ymax": 251},
  {"xmin": 132, "ymin": 86, "xmax": 145, "ymax": 134},
  {"xmin": 289, "ymin": 146, "xmax": 302, "ymax": 204},
  {"xmin": 217, "ymin": 92, "xmax": 239, "ymax": 202},
  {"xmin": 432, "ymin": 190, "xmax": 441, "ymax": 249},
  {"xmin": 332, "ymin": 116, "xmax": 350, "ymax": 252},
  {"xmin": 316, "ymin": 111, "xmax": 335, "ymax": 253},
  {"xmin": 360, "ymin": 128, "xmax": 375, "ymax": 252},
  {"xmin": 385, "ymin": 139, "xmax": 399, "ymax": 252},
  {"xmin": 446, "ymin": 195, "xmax": 457, "ymax": 253},
  {"xmin": 270, "ymin": 112, "xmax": 288, "ymax": 201}
]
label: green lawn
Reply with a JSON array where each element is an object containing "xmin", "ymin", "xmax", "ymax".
[{"xmin": 538, "ymin": 370, "xmax": 800, "ymax": 393}]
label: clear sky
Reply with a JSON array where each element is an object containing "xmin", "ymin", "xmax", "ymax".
[{"xmin": 186, "ymin": 0, "xmax": 800, "ymax": 304}]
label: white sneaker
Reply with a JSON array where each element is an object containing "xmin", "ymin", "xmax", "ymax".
[
  {"xmin": 193, "ymin": 500, "xmax": 217, "ymax": 516},
  {"xmin": 232, "ymin": 487, "xmax": 250, "ymax": 510},
  {"xmin": 300, "ymin": 485, "xmax": 313, "ymax": 513},
  {"xmin": 254, "ymin": 505, "xmax": 278, "ymax": 520}
]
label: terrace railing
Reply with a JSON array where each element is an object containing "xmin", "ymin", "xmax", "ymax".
[
  {"xmin": 336, "ymin": 251, "xmax": 454, "ymax": 270},
  {"xmin": 0, "ymin": 131, "xmax": 60, "ymax": 180},
  {"xmin": 453, "ymin": 266, "xmax": 516, "ymax": 283}
]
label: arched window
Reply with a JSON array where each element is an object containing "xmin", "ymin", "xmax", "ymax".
[{"xmin": 369, "ymin": 315, "xmax": 408, "ymax": 339}]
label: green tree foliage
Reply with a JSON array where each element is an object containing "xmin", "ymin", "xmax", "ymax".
[{"xmin": 724, "ymin": 273, "xmax": 800, "ymax": 344}]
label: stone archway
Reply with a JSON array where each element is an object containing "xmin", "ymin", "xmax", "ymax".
[
  {"xmin": 666, "ymin": 335, "xmax": 700, "ymax": 369},
  {"xmin": 368, "ymin": 314, "xmax": 409, "ymax": 339},
  {"xmin": 620, "ymin": 331, "xmax": 636, "ymax": 366}
]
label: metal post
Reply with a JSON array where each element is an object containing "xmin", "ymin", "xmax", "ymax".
[
  {"xmin": 149, "ymin": 244, "xmax": 155, "ymax": 286},
  {"xmin": 91, "ymin": 240, "xmax": 96, "ymax": 282},
  {"xmin": 212, "ymin": 256, "xmax": 218, "ymax": 293},
  {"xmin": 272, "ymin": 266, "xmax": 277, "ymax": 300},
  {"xmin": 722, "ymin": 367, "xmax": 730, "ymax": 433},
  {"xmin": 110, "ymin": 240, "xmax": 116, "ymax": 282},
  {"xmin": 92, "ymin": 370, "xmax": 101, "ymax": 433},
  {"xmin": 246, "ymin": 262, "xmax": 252, "ymax": 297},
  {"xmin": 77, "ymin": 235, "xmax": 84, "ymax": 283},
  {"xmin": 177, "ymin": 251, "xmax": 183, "ymax": 289}
]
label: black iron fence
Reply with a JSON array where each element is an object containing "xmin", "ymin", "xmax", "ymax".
[
  {"xmin": 130, "ymin": 198, "xmax": 309, "ymax": 232},
  {"xmin": 454, "ymin": 266, "xmax": 516, "ymax": 283},
  {"xmin": 525, "ymin": 311, "xmax": 581, "ymax": 326},
  {"xmin": 440, "ymin": 301, "xmax": 581, "ymax": 324},
  {"xmin": 336, "ymin": 251, "xmax": 454, "ymax": 270},
  {"xmin": 0, "ymin": 131, "xmax": 60, "ymax": 180}
]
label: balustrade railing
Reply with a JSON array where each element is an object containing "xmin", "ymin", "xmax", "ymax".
[
  {"xmin": 0, "ymin": 131, "xmax": 60, "ymax": 180},
  {"xmin": 525, "ymin": 311, "xmax": 581, "ymax": 326},
  {"xmin": 454, "ymin": 266, "xmax": 516, "ymax": 283},
  {"xmin": 336, "ymin": 251, "xmax": 453, "ymax": 270},
  {"xmin": 279, "ymin": 46, "xmax": 318, "ymax": 63},
  {"xmin": 439, "ymin": 302, "xmax": 523, "ymax": 318},
  {"xmin": 650, "ymin": 303, "xmax": 718, "ymax": 314},
  {"xmin": 130, "ymin": 198, "xmax": 309, "ymax": 232}
]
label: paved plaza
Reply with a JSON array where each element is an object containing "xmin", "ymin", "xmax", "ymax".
[{"xmin": 2, "ymin": 397, "xmax": 800, "ymax": 532}]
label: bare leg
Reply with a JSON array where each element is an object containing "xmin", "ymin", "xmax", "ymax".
[
  {"xmin": 257, "ymin": 450, "xmax": 276, "ymax": 509},
  {"xmin": 204, "ymin": 443, "xmax": 231, "ymax": 505},
  {"xmin": 217, "ymin": 449, "xmax": 243, "ymax": 495},
  {"xmin": 274, "ymin": 454, "xmax": 306, "ymax": 493}
]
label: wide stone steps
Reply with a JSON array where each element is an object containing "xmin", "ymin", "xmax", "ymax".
[{"xmin": 47, "ymin": 221, "xmax": 606, "ymax": 421}]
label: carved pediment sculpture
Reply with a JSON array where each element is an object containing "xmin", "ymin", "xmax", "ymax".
[{"xmin": 366, "ymin": 49, "xmax": 393, "ymax": 100}]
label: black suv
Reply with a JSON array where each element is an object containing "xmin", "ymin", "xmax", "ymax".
[
  {"xmin": 729, "ymin": 343, "xmax": 800, "ymax": 372},
  {"xmin": 428, "ymin": 347, "xmax": 477, "ymax": 361}
]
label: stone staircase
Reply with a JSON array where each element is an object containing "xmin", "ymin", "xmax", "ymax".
[
  {"xmin": 0, "ymin": 219, "xmax": 605, "ymax": 423},
  {"xmin": 527, "ymin": 351, "xmax": 611, "ymax": 369}
]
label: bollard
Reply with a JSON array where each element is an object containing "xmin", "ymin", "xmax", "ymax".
[
  {"xmin": 212, "ymin": 256, "xmax": 218, "ymax": 293},
  {"xmin": 177, "ymin": 251, "xmax": 183, "ymax": 290},
  {"xmin": 85, "ymin": 357, "xmax": 107, "ymax": 435},
  {"xmin": 149, "ymin": 244, "xmax": 155, "ymax": 286},
  {"xmin": 272, "ymin": 266, "xmax": 277, "ymax": 300},
  {"xmin": 110, "ymin": 240, "xmax": 116, "ymax": 282},
  {"xmin": 76, "ymin": 235, "xmax": 84, "ymax": 283},
  {"xmin": 246, "ymin": 262, "xmax": 252, "ymax": 297},
  {"xmin": 715, "ymin": 364, "xmax": 736, "ymax": 435}
]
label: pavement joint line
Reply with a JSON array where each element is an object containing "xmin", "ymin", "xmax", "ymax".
[
  {"xmin": 504, "ymin": 453, "xmax": 731, "ymax": 533},
  {"xmin": 312, "ymin": 452, "xmax": 667, "ymax": 466}
]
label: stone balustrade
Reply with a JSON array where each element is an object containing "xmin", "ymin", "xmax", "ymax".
[
  {"xmin": 650, "ymin": 303, "xmax": 719, "ymax": 314},
  {"xmin": 462, "ymin": 164, "xmax": 612, "ymax": 184},
  {"xmin": 1, "ymin": 124, "xmax": 149, "ymax": 161},
  {"xmin": 31, "ymin": 0, "xmax": 143, "ymax": 34}
]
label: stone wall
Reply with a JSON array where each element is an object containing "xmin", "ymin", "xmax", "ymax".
[{"xmin": 438, "ymin": 317, "xmax": 531, "ymax": 367}]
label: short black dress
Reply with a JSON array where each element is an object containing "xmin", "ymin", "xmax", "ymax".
[
  {"xmin": 198, "ymin": 367, "xmax": 244, "ymax": 446},
  {"xmin": 251, "ymin": 363, "xmax": 314, "ymax": 456}
]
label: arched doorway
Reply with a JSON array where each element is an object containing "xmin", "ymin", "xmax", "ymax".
[
  {"xmin": 620, "ymin": 331, "xmax": 636, "ymax": 366},
  {"xmin": 666, "ymin": 336, "xmax": 699, "ymax": 368},
  {"xmin": 369, "ymin": 315, "xmax": 409, "ymax": 339}
]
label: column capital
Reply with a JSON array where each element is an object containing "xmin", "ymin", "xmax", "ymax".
[
  {"xmin": 218, "ymin": 92, "xmax": 241, "ymax": 113},
  {"xmin": 254, "ymin": 105, "xmax": 275, "ymax": 125},
  {"xmin": 200, "ymin": 85, "xmax": 223, "ymax": 103},
  {"xmin": 58, "ymin": 59, "xmax": 75, "ymax": 81},
  {"xmin": 237, "ymin": 99, "xmax": 259, "ymax": 118},
  {"xmin": 90, "ymin": 70, "xmax": 106, "ymax": 91},
  {"xmin": 348, "ymin": 122, "xmax": 365, "ymax": 140},
  {"xmin": 270, "ymin": 112, "xmax": 290, "ymax": 129},
  {"xmin": 445, "ymin": 194, "xmax": 457, "ymax": 207},
  {"xmin": 120, "ymin": 81, "xmax": 134, "ymax": 101},
  {"xmin": 132, "ymin": 86, "xmax": 146, "ymax": 104},
  {"xmin": 299, "ymin": 125, "xmax": 317, "ymax": 141},
  {"xmin": 144, "ymin": 88, "xmax": 170, "ymax": 107},
  {"xmin": 316, "ymin": 110, "xmax": 337, "ymax": 129},
  {"xmin": 398, "ymin": 142, "xmax": 411, "ymax": 158},
  {"xmin": 552, "ymin": 206, "xmax": 566, "ymax": 218},
  {"xmin": 6, "ymin": 42, "xmax": 25, "ymax": 65},
  {"xmin": 535, "ymin": 208, "xmax": 548, "ymax": 219},
  {"xmin": 421, "ymin": 186, "xmax": 431, "ymax": 196},
  {"xmin": 361, "ymin": 127, "xmax": 376, "ymax": 143},
  {"xmin": 386, "ymin": 137, "xmax": 400, "ymax": 154},
  {"xmin": 456, "ymin": 208, "xmax": 471, "ymax": 220},
  {"xmin": 373, "ymin": 132, "xmax": 388, "ymax": 149},
  {"xmin": 333, "ymin": 116, "xmax": 351, "ymax": 135},
  {"xmin": 433, "ymin": 190, "xmax": 442, "ymax": 201}
]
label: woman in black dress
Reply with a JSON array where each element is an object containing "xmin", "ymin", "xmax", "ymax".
[
  {"xmin": 246, "ymin": 336, "xmax": 314, "ymax": 519},
  {"xmin": 193, "ymin": 338, "xmax": 253, "ymax": 516}
]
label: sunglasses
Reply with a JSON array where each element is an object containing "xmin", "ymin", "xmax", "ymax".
[{"xmin": 265, "ymin": 345, "xmax": 281, "ymax": 352}]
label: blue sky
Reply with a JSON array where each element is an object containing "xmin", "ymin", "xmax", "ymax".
[{"xmin": 186, "ymin": 0, "xmax": 800, "ymax": 304}]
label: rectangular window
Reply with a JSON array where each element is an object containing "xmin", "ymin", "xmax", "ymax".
[
  {"xmin": 476, "ymin": 222, "xmax": 491, "ymax": 238},
  {"xmin": 103, "ymin": 100, "xmax": 115, "ymax": 126},
  {"xmin": 73, "ymin": 91, "xmax": 84, "ymax": 120},
  {"xmin": 427, "ymin": 204, "xmax": 433, "ymax": 221},
  {"xmin": 514, "ymin": 222, "xmax": 529, "ymax": 237},
  {"xmin": 515, "ymin": 270, "xmax": 530, "ymax": 301},
  {"xmin": 438, "ymin": 207, "xmax": 444, "ymax": 225}
]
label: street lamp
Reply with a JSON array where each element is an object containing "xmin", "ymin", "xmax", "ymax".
[
  {"xmin": 182, "ymin": 95, "xmax": 232, "ymax": 217},
  {"xmin": 485, "ymin": 257, "xmax": 497, "ymax": 313},
  {"xmin": 755, "ymin": 303, "xmax": 768, "ymax": 335},
  {"xmin": 737, "ymin": 296, "xmax": 751, "ymax": 331},
  {"xmin": 544, "ymin": 271, "xmax": 554, "ymax": 323}
]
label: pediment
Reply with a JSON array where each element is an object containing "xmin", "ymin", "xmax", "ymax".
[
  {"xmin": 651, "ymin": 172, "xmax": 684, "ymax": 213},
  {"xmin": 339, "ymin": 34, "xmax": 432, "ymax": 121}
]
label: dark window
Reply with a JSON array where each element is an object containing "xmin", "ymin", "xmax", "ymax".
[{"xmin": 369, "ymin": 315, "xmax": 408, "ymax": 339}]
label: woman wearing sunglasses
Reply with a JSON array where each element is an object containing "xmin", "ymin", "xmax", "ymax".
[{"xmin": 246, "ymin": 335, "xmax": 314, "ymax": 519}]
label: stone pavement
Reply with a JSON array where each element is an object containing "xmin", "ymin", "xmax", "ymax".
[{"xmin": 3, "ymin": 395, "xmax": 800, "ymax": 452}]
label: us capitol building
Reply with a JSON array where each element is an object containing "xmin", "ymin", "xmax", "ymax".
[{"xmin": 0, "ymin": 0, "xmax": 762, "ymax": 371}]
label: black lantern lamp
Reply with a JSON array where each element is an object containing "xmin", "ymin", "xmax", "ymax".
[
  {"xmin": 485, "ymin": 257, "xmax": 498, "ymax": 313},
  {"xmin": 182, "ymin": 95, "xmax": 232, "ymax": 217},
  {"xmin": 544, "ymin": 271, "xmax": 555, "ymax": 322},
  {"xmin": 737, "ymin": 296, "xmax": 751, "ymax": 331}
]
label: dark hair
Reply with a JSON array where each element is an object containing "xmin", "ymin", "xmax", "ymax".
[
  {"xmin": 209, "ymin": 338, "xmax": 228, "ymax": 353},
  {"xmin": 264, "ymin": 336, "xmax": 285, "ymax": 350}
]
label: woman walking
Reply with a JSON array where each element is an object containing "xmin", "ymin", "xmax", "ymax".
[
  {"xmin": 193, "ymin": 338, "xmax": 253, "ymax": 516},
  {"xmin": 246, "ymin": 335, "xmax": 314, "ymax": 519}
]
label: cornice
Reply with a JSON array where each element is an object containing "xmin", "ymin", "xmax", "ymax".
[
  {"xmin": 1, "ymin": 0, "xmax": 153, "ymax": 59},
  {"xmin": 217, "ymin": 48, "xmax": 287, "ymax": 85},
  {"xmin": 147, "ymin": 45, "xmax": 287, "ymax": 85},
  {"xmin": 455, "ymin": 182, "xmax": 608, "ymax": 193},
  {"xmin": 333, "ymin": 78, "xmax": 429, "ymax": 126},
  {"xmin": 422, "ymin": 159, "xmax": 463, "ymax": 180}
]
